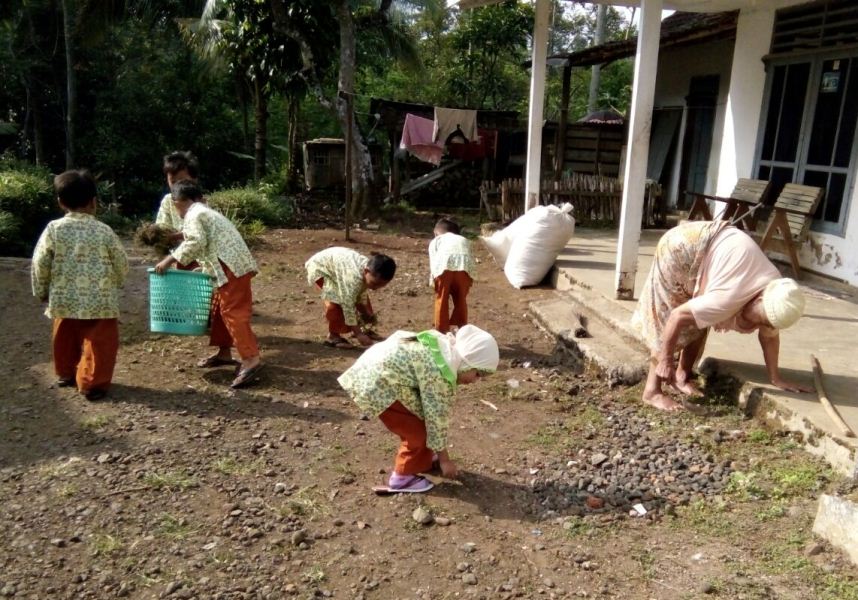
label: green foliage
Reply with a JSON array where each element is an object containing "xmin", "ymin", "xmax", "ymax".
[
  {"xmin": 0, "ymin": 160, "xmax": 57, "ymax": 255},
  {"xmin": 207, "ymin": 185, "xmax": 292, "ymax": 226}
]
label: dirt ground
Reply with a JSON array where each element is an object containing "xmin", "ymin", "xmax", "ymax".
[{"xmin": 1, "ymin": 225, "xmax": 857, "ymax": 600}]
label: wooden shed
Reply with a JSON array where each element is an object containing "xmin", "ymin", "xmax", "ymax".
[{"xmin": 302, "ymin": 138, "xmax": 383, "ymax": 190}]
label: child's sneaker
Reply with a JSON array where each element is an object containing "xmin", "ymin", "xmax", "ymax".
[{"xmin": 388, "ymin": 473, "xmax": 434, "ymax": 493}]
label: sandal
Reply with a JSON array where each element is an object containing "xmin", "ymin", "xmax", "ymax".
[
  {"xmin": 230, "ymin": 363, "xmax": 264, "ymax": 389},
  {"xmin": 323, "ymin": 337, "xmax": 355, "ymax": 350},
  {"xmin": 197, "ymin": 355, "xmax": 240, "ymax": 368},
  {"xmin": 372, "ymin": 474, "xmax": 434, "ymax": 494},
  {"xmin": 364, "ymin": 330, "xmax": 385, "ymax": 342}
]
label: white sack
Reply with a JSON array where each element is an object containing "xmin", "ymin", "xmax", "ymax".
[{"xmin": 503, "ymin": 203, "xmax": 575, "ymax": 288}]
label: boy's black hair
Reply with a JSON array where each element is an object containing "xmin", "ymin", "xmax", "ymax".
[
  {"xmin": 367, "ymin": 252, "xmax": 396, "ymax": 281},
  {"xmin": 163, "ymin": 151, "xmax": 199, "ymax": 178},
  {"xmin": 171, "ymin": 179, "xmax": 204, "ymax": 202},
  {"xmin": 54, "ymin": 170, "xmax": 97, "ymax": 209},
  {"xmin": 435, "ymin": 217, "xmax": 461, "ymax": 235}
]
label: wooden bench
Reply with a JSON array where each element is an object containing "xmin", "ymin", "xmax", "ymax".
[
  {"xmin": 752, "ymin": 183, "xmax": 824, "ymax": 279},
  {"xmin": 685, "ymin": 178, "xmax": 771, "ymax": 228}
]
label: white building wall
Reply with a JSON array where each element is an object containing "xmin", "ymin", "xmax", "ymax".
[
  {"xmin": 711, "ymin": 7, "xmax": 858, "ymax": 285},
  {"xmin": 652, "ymin": 37, "xmax": 735, "ymax": 208}
]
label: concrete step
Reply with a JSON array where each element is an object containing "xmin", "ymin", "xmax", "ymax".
[
  {"xmin": 530, "ymin": 293, "xmax": 648, "ymax": 387},
  {"xmin": 552, "ymin": 266, "xmax": 649, "ymax": 354}
]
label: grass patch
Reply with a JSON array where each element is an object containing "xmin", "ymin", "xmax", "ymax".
[
  {"xmin": 211, "ymin": 456, "xmax": 262, "ymax": 476},
  {"xmin": 771, "ymin": 464, "xmax": 828, "ymax": 498},
  {"xmin": 142, "ymin": 470, "xmax": 198, "ymax": 491},
  {"xmin": 90, "ymin": 533, "xmax": 123, "ymax": 556},
  {"xmin": 725, "ymin": 471, "xmax": 766, "ymax": 501},
  {"xmin": 560, "ymin": 516, "xmax": 594, "ymax": 538},
  {"xmin": 566, "ymin": 406, "xmax": 605, "ymax": 432},
  {"xmin": 676, "ymin": 499, "xmax": 735, "ymax": 537},
  {"xmin": 280, "ymin": 486, "xmax": 329, "ymax": 519},
  {"xmin": 304, "ymin": 566, "xmax": 326, "ymax": 584},
  {"xmin": 819, "ymin": 576, "xmax": 858, "ymax": 600},
  {"xmin": 526, "ymin": 421, "xmax": 574, "ymax": 452},
  {"xmin": 755, "ymin": 500, "xmax": 787, "ymax": 522},
  {"xmin": 81, "ymin": 415, "xmax": 111, "ymax": 430},
  {"xmin": 57, "ymin": 483, "xmax": 78, "ymax": 498},
  {"xmin": 747, "ymin": 429, "xmax": 772, "ymax": 444},
  {"xmin": 156, "ymin": 513, "xmax": 197, "ymax": 540}
]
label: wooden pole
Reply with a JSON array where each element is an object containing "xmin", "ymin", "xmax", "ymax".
[
  {"xmin": 811, "ymin": 354, "xmax": 856, "ymax": 438},
  {"xmin": 343, "ymin": 91, "xmax": 353, "ymax": 242}
]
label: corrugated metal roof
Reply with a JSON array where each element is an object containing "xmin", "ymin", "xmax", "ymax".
[{"xmin": 545, "ymin": 11, "xmax": 738, "ymax": 68}]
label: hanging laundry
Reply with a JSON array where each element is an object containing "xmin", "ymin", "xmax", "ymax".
[
  {"xmin": 400, "ymin": 113, "xmax": 443, "ymax": 165},
  {"xmin": 447, "ymin": 128, "xmax": 498, "ymax": 162},
  {"xmin": 433, "ymin": 107, "xmax": 478, "ymax": 145}
]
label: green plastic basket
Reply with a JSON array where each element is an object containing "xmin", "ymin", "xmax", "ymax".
[{"xmin": 148, "ymin": 268, "xmax": 214, "ymax": 335}]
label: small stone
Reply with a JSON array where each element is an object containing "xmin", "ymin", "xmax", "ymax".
[
  {"xmin": 461, "ymin": 542, "xmax": 477, "ymax": 554},
  {"xmin": 274, "ymin": 482, "xmax": 288, "ymax": 494},
  {"xmin": 50, "ymin": 538, "xmax": 66, "ymax": 548},
  {"xmin": 434, "ymin": 517, "xmax": 451, "ymax": 526},
  {"xmin": 96, "ymin": 453, "xmax": 111, "ymax": 464},
  {"xmin": 291, "ymin": 530, "xmax": 308, "ymax": 546},
  {"xmin": 804, "ymin": 541, "xmax": 825, "ymax": 557},
  {"xmin": 163, "ymin": 581, "xmax": 182, "ymax": 596},
  {"xmin": 590, "ymin": 453, "xmax": 608, "ymax": 467},
  {"xmin": 456, "ymin": 562, "xmax": 470, "ymax": 572},
  {"xmin": 356, "ymin": 521, "xmax": 369, "ymax": 530},
  {"xmin": 698, "ymin": 581, "xmax": 715, "ymax": 594},
  {"xmin": 585, "ymin": 496, "xmax": 604, "ymax": 510},
  {"xmin": 412, "ymin": 506, "xmax": 433, "ymax": 525},
  {"xmin": 461, "ymin": 573, "xmax": 478, "ymax": 585}
]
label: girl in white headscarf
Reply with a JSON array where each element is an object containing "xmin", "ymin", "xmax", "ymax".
[{"xmin": 338, "ymin": 325, "xmax": 499, "ymax": 493}]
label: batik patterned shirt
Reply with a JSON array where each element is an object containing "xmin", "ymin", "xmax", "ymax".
[
  {"xmin": 305, "ymin": 247, "xmax": 369, "ymax": 327},
  {"xmin": 31, "ymin": 212, "xmax": 128, "ymax": 319},
  {"xmin": 428, "ymin": 232, "xmax": 476, "ymax": 282},
  {"xmin": 155, "ymin": 193, "xmax": 183, "ymax": 231},
  {"xmin": 337, "ymin": 335, "xmax": 455, "ymax": 451},
  {"xmin": 171, "ymin": 202, "xmax": 257, "ymax": 287}
]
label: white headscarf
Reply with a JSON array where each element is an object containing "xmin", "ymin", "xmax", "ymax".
[{"xmin": 421, "ymin": 325, "xmax": 499, "ymax": 374}]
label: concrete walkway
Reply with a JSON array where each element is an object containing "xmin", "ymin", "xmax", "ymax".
[{"xmin": 540, "ymin": 227, "xmax": 858, "ymax": 476}]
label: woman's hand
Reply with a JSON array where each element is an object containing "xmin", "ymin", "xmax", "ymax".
[
  {"xmin": 354, "ymin": 332, "xmax": 374, "ymax": 347},
  {"xmin": 439, "ymin": 457, "xmax": 459, "ymax": 479},
  {"xmin": 154, "ymin": 256, "xmax": 176, "ymax": 274},
  {"xmin": 771, "ymin": 377, "xmax": 813, "ymax": 393}
]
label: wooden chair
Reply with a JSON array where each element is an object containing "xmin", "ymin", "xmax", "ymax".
[
  {"xmin": 685, "ymin": 178, "xmax": 771, "ymax": 228},
  {"xmin": 752, "ymin": 183, "xmax": 824, "ymax": 279}
]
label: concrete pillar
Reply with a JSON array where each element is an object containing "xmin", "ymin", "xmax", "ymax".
[
  {"xmin": 524, "ymin": 0, "xmax": 551, "ymax": 212},
  {"xmin": 715, "ymin": 8, "xmax": 776, "ymax": 197},
  {"xmin": 614, "ymin": 0, "xmax": 663, "ymax": 300}
]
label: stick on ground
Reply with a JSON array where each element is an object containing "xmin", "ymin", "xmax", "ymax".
[{"xmin": 811, "ymin": 354, "xmax": 856, "ymax": 438}]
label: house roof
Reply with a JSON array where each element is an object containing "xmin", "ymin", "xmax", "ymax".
[{"xmin": 545, "ymin": 11, "xmax": 738, "ymax": 68}]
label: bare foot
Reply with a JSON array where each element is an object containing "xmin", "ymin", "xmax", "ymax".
[
  {"xmin": 672, "ymin": 379, "xmax": 704, "ymax": 397},
  {"xmin": 642, "ymin": 391, "xmax": 683, "ymax": 412}
]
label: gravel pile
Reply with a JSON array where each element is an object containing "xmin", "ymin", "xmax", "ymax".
[{"xmin": 532, "ymin": 405, "xmax": 734, "ymax": 518}]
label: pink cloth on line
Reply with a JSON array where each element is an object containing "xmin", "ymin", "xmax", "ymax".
[{"xmin": 400, "ymin": 113, "xmax": 443, "ymax": 165}]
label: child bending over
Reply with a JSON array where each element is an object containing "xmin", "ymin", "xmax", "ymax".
[
  {"xmin": 305, "ymin": 247, "xmax": 395, "ymax": 349},
  {"xmin": 32, "ymin": 170, "xmax": 129, "ymax": 401},
  {"xmin": 338, "ymin": 325, "xmax": 499, "ymax": 493},
  {"xmin": 154, "ymin": 180, "xmax": 262, "ymax": 389},
  {"xmin": 428, "ymin": 217, "xmax": 475, "ymax": 333}
]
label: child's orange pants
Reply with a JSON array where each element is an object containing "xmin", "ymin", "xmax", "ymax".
[
  {"xmin": 315, "ymin": 278, "xmax": 372, "ymax": 336},
  {"xmin": 378, "ymin": 400, "xmax": 435, "ymax": 475},
  {"xmin": 52, "ymin": 318, "xmax": 119, "ymax": 393},
  {"xmin": 433, "ymin": 270, "xmax": 472, "ymax": 333},
  {"xmin": 210, "ymin": 263, "xmax": 258, "ymax": 359}
]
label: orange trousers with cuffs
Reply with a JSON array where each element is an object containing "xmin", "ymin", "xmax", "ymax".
[
  {"xmin": 210, "ymin": 262, "xmax": 258, "ymax": 359},
  {"xmin": 315, "ymin": 278, "xmax": 373, "ymax": 336},
  {"xmin": 378, "ymin": 400, "xmax": 435, "ymax": 475},
  {"xmin": 52, "ymin": 318, "xmax": 119, "ymax": 393},
  {"xmin": 433, "ymin": 270, "xmax": 472, "ymax": 333}
]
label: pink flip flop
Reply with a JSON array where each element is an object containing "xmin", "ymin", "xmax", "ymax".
[{"xmin": 372, "ymin": 474, "xmax": 434, "ymax": 495}]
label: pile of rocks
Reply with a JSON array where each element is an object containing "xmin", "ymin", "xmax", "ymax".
[{"xmin": 532, "ymin": 406, "xmax": 733, "ymax": 518}]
